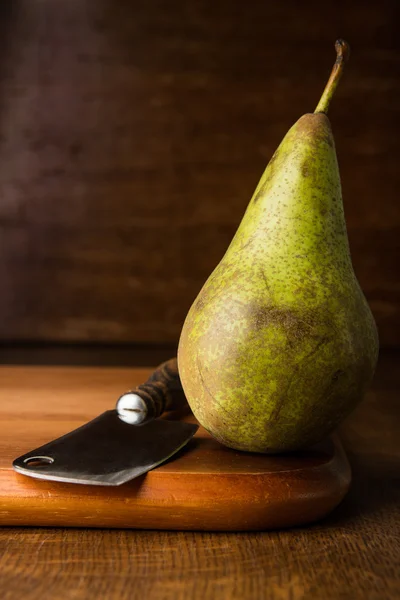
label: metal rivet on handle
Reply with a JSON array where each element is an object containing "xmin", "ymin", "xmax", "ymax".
[{"xmin": 116, "ymin": 392, "xmax": 148, "ymax": 425}]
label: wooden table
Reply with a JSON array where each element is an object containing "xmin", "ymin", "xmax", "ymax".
[{"xmin": 0, "ymin": 352, "xmax": 399, "ymax": 600}]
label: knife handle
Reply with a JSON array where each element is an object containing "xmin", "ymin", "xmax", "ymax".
[{"xmin": 116, "ymin": 358, "xmax": 187, "ymax": 425}]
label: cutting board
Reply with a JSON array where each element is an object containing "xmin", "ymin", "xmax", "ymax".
[{"xmin": 0, "ymin": 366, "xmax": 351, "ymax": 531}]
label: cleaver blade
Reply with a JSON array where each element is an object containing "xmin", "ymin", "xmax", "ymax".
[{"xmin": 13, "ymin": 359, "xmax": 198, "ymax": 486}]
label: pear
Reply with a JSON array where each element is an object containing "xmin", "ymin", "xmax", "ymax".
[{"xmin": 178, "ymin": 40, "xmax": 379, "ymax": 453}]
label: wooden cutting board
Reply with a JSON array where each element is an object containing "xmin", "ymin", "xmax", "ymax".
[{"xmin": 0, "ymin": 366, "xmax": 351, "ymax": 531}]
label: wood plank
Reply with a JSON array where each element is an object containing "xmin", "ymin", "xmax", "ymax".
[
  {"xmin": 0, "ymin": 353, "xmax": 399, "ymax": 599},
  {"xmin": 0, "ymin": 0, "xmax": 399, "ymax": 346},
  {"xmin": 0, "ymin": 365, "xmax": 350, "ymax": 531}
]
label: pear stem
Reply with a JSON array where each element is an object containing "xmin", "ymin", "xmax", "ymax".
[{"xmin": 315, "ymin": 39, "xmax": 350, "ymax": 115}]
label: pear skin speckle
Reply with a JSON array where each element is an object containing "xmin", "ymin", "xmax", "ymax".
[{"xmin": 178, "ymin": 113, "xmax": 379, "ymax": 453}]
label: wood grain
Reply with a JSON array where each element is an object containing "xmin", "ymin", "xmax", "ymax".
[
  {"xmin": 0, "ymin": 365, "xmax": 350, "ymax": 530},
  {"xmin": 0, "ymin": 0, "xmax": 399, "ymax": 346},
  {"xmin": 0, "ymin": 352, "xmax": 399, "ymax": 599}
]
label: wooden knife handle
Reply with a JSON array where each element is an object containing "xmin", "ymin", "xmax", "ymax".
[
  {"xmin": 137, "ymin": 358, "xmax": 186, "ymax": 419},
  {"xmin": 117, "ymin": 358, "xmax": 188, "ymax": 423}
]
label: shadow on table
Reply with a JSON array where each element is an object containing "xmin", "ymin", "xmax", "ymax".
[{"xmin": 322, "ymin": 449, "xmax": 400, "ymax": 527}]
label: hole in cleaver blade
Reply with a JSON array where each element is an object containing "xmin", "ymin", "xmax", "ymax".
[{"xmin": 13, "ymin": 410, "xmax": 199, "ymax": 486}]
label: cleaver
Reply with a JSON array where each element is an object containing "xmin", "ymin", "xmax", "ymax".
[{"xmin": 13, "ymin": 358, "xmax": 198, "ymax": 486}]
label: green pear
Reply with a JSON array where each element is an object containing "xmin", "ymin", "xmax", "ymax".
[{"xmin": 178, "ymin": 40, "xmax": 379, "ymax": 453}]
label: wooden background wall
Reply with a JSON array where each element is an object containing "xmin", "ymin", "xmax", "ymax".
[{"xmin": 0, "ymin": 0, "xmax": 399, "ymax": 347}]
